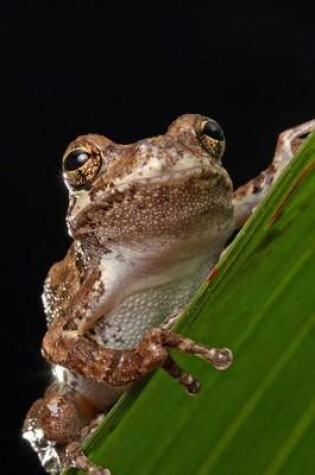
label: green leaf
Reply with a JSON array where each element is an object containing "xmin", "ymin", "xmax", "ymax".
[{"xmin": 79, "ymin": 134, "xmax": 315, "ymax": 474}]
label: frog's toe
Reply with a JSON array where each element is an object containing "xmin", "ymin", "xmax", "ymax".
[{"xmin": 65, "ymin": 441, "xmax": 111, "ymax": 475}]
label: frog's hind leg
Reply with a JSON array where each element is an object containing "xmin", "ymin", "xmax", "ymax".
[
  {"xmin": 232, "ymin": 119, "xmax": 315, "ymax": 228},
  {"xmin": 22, "ymin": 382, "xmax": 110, "ymax": 474}
]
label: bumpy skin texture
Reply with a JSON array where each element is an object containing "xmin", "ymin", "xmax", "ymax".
[{"xmin": 22, "ymin": 114, "xmax": 315, "ymax": 474}]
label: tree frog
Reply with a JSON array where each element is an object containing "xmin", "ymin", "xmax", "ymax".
[{"xmin": 23, "ymin": 114, "xmax": 315, "ymax": 474}]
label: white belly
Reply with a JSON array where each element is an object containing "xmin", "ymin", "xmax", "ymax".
[{"xmin": 94, "ymin": 257, "xmax": 214, "ymax": 349}]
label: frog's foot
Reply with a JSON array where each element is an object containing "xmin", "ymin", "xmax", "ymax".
[
  {"xmin": 274, "ymin": 119, "xmax": 315, "ymax": 164},
  {"xmin": 63, "ymin": 441, "xmax": 111, "ymax": 475},
  {"xmin": 162, "ymin": 355, "xmax": 201, "ymax": 394},
  {"xmin": 132, "ymin": 328, "xmax": 233, "ymax": 392},
  {"xmin": 153, "ymin": 329, "xmax": 233, "ymax": 370},
  {"xmin": 233, "ymin": 118, "xmax": 315, "ymax": 228}
]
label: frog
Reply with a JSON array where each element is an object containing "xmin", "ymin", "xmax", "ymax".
[{"xmin": 22, "ymin": 114, "xmax": 315, "ymax": 475}]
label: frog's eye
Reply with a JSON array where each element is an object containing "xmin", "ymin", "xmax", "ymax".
[
  {"xmin": 201, "ymin": 119, "xmax": 225, "ymax": 142},
  {"xmin": 63, "ymin": 148, "xmax": 102, "ymax": 191},
  {"xmin": 197, "ymin": 118, "xmax": 225, "ymax": 161},
  {"xmin": 63, "ymin": 150, "xmax": 90, "ymax": 172}
]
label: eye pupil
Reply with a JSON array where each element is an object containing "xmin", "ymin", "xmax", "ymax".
[
  {"xmin": 202, "ymin": 120, "xmax": 225, "ymax": 141},
  {"xmin": 63, "ymin": 150, "xmax": 89, "ymax": 171}
]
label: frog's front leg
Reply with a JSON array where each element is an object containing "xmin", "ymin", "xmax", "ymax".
[
  {"xmin": 43, "ymin": 320, "xmax": 232, "ymax": 393},
  {"xmin": 23, "ymin": 383, "xmax": 110, "ymax": 474},
  {"xmin": 233, "ymin": 119, "xmax": 315, "ymax": 228}
]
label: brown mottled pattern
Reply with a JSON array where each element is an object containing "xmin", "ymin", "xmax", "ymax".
[
  {"xmin": 23, "ymin": 115, "xmax": 315, "ymax": 474},
  {"xmin": 43, "ymin": 245, "xmax": 81, "ymax": 326},
  {"xmin": 71, "ymin": 173, "xmax": 232, "ymax": 246}
]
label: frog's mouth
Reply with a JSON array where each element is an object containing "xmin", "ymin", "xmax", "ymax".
[
  {"xmin": 70, "ymin": 163, "xmax": 227, "ymax": 211},
  {"xmin": 68, "ymin": 163, "xmax": 232, "ymax": 234},
  {"xmin": 109, "ymin": 164, "xmax": 226, "ymax": 193},
  {"xmin": 89, "ymin": 154, "xmax": 230, "ymax": 200}
]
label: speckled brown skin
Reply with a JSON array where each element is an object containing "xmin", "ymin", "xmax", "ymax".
[{"xmin": 23, "ymin": 115, "xmax": 315, "ymax": 475}]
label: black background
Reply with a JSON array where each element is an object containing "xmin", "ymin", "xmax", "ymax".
[{"xmin": 1, "ymin": 3, "xmax": 314, "ymax": 474}]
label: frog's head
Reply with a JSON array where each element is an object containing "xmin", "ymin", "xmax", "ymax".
[{"xmin": 62, "ymin": 114, "xmax": 233, "ymax": 252}]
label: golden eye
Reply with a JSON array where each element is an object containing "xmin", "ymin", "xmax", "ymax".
[
  {"xmin": 63, "ymin": 148, "xmax": 102, "ymax": 191},
  {"xmin": 197, "ymin": 118, "xmax": 225, "ymax": 161}
]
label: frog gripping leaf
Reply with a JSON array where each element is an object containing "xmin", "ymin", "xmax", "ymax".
[{"xmin": 22, "ymin": 115, "xmax": 315, "ymax": 474}]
